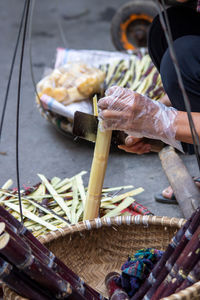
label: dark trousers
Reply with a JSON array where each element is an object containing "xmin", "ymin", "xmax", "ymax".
[{"xmin": 147, "ymin": 6, "xmax": 200, "ymax": 153}]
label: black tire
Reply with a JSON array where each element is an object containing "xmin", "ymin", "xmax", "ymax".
[{"xmin": 111, "ymin": 0, "xmax": 157, "ymax": 51}]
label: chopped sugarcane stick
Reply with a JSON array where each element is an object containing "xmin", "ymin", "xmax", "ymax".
[
  {"xmin": 175, "ymin": 261, "xmax": 200, "ymax": 292},
  {"xmin": 0, "ymin": 179, "xmax": 13, "ymax": 193},
  {"xmin": 38, "ymin": 174, "xmax": 72, "ymax": 221},
  {"xmin": 71, "ymin": 178, "xmax": 79, "ymax": 224},
  {"xmin": 93, "ymin": 94, "xmax": 98, "ymax": 117},
  {"xmin": 101, "ymin": 188, "xmax": 143, "ymax": 204},
  {"xmin": 105, "ymin": 272, "xmax": 129, "ymax": 300},
  {"xmin": 107, "ymin": 60, "xmax": 124, "ymax": 88},
  {"xmin": 0, "ymin": 207, "xmax": 104, "ymax": 299},
  {"xmin": 103, "ymin": 197, "xmax": 135, "ymax": 218},
  {"xmin": 1, "ymin": 201, "xmax": 57, "ymax": 231},
  {"xmin": 131, "ymin": 211, "xmax": 195, "ymax": 300},
  {"xmin": 0, "ymin": 257, "xmax": 51, "ymax": 300},
  {"xmin": 101, "ymin": 186, "xmax": 133, "ymax": 193},
  {"xmin": 151, "ymin": 225, "xmax": 200, "ymax": 299},
  {"xmin": 1, "ymin": 189, "xmax": 70, "ymax": 226},
  {"xmin": 0, "ymin": 232, "xmax": 72, "ymax": 299},
  {"xmin": 83, "ymin": 112, "xmax": 112, "ymax": 220}
]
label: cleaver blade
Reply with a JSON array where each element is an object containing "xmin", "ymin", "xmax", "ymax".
[
  {"xmin": 73, "ymin": 111, "xmax": 126, "ymax": 145},
  {"xmin": 72, "ymin": 111, "xmax": 165, "ymax": 151}
]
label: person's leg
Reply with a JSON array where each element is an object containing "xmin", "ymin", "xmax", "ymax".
[
  {"xmin": 148, "ymin": 6, "xmax": 200, "ymax": 201},
  {"xmin": 160, "ymin": 35, "xmax": 200, "ymax": 154},
  {"xmin": 148, "ymin": 5, "xmax": 200, "ymax": 71},
  {"xmin": 160, "ymin": 35, "xmax": 200, "ymax": 112}
]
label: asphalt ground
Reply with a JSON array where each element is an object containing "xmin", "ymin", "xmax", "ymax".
[{"xmin": 0, "ymin": 0, "xmax": 199, "ymax": 220}]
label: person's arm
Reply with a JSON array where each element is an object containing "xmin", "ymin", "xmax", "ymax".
[
  {"xmin": 98, "ymin": 86, "xmax": 196, "ymax": 152},
  {"xmin": 175, "ymin": 111, "xmax": 200, "ymax": 144}
]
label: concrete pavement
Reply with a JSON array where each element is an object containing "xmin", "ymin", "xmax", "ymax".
[{"xmin": 0, "ymin": 0, "xmax": 198, "ymax": 219}]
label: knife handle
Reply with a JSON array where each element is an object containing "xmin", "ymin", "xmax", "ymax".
[{"xmin": 143, "ymin": 138, "xmax": 165, "ymax": 153}]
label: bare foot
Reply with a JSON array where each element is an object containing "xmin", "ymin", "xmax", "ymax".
[{"xmin": 162, "ymin": 177, "xmax": 200, "ymax": 199}]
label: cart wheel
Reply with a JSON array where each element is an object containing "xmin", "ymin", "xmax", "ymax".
[{"xmin": 111, "ymin": 0, "xmax": 157, "ymax": 51}]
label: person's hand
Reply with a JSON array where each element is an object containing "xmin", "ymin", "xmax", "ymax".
[
  {"xmin": 98, "ymin": 86, "xmax": 182, "ymax": 151},
  {"xmin": 118, "ymin": 137, "xmax": 152, "ymax": 154}
]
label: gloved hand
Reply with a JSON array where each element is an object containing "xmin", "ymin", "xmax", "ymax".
[{"xmin": 98, "ymin": 86, "xmax": 182, "ymax": 151}]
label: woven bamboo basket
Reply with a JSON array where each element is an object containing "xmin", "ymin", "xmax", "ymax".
[{"xmin": 3, "ymin": 215, "xmax": 200, "ymax": 300}]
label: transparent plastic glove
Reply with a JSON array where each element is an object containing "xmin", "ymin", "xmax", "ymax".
[{"xmin": 98, "ymin": 86, "xmax": 182, "ymax": 151}]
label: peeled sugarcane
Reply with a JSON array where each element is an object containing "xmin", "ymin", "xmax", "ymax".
[
  {"xmin": 0, "ymin": 231, "xmax": 72, "ymax": 299},
  {"xmin": 83, "ymin": 125, "xmax": 112, "ymax": 220},
  {"xmin": 0, "ymin": 257, "xmax": 51, "ymax": 300},
  {"xmin": 151, "ymin": 226, "xmax": 200, "ymax": 299},
  {"xmin": 83, "ymin": 96, "xmax": 112, "ymax": 220},
  {"xmin": 131, "ymin": 209, "xmax": 196, "ymax": 300},
  {"xmin": 0, "ymin": 206, "xmax": 104, "ymax": 300}
]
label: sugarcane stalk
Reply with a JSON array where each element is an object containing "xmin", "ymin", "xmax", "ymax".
[
  {"xmin": 83, "ymin": 123, "xmax": 112, "ymax": 220},
  {"xmin": 0, "ymin": 221, "xmax": 30, "ymax": 253},
  {"xmin": 105, "ymin": 272, "xmax": 129, "ymax": 300},
  {"xmin": 0, "ymin": 220, "xmax": 54, "ymax": 268},
  {"xmin": 176, "ymin": 261, "xmax": 200, "ymax": 292},
  {"xmin": 142, "ymin": 208, "xmax": 200, "ymax": 300},
  {"xmin": 131, "ymin": 210, "xmax": 196, "ymax": 300},
  {"xmin": 24, "ymin": 228, "xmax": 100, "ymax": 299},
  {"xmin": 0, "ymin": 232, "xmax": 72, "ymax": 299},
  {"xmin": 152, "ymin": 226, "xmax": 200, "ymax": 299},
  {"xmin": 0, "ymin": 206, "xmax": 104, "ymax": 299},
  {"xmin": 0, "ymin": 257, "xmax": 51, "ymax": 300}
]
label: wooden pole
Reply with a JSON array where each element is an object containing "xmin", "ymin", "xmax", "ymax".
[{"xmin": 159, "ymin": 146, "xmax": 200, "ymax": 219}]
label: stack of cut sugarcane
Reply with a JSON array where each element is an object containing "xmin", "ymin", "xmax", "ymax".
[
  {"xmin": 0, "ymin": 206, "xmax": 105, "ymax": 299},
  {"xmin": 0, "ymin": 171, "xmax": 148, "ymax": 237},
  {"xmin": 100, "ymin": 53, "xmax": 165, "ymax": 101},
  {"xmin": 129, "ymin": 207, "xmax": 200, "ymax": 299}
]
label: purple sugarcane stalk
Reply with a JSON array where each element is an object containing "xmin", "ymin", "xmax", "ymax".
[
  {"xmin": 0, "ymin": 206, "xmax": 104, "ymax": 299},
  {"xmin": 131, "ymin": 209, "xmax": 197, "ymax": 300},
  {"xmin": 175, "ymin": 260, "xmax": 200, "ymax": 292},
  {"xmin": 0, "ymin": 256, "xmax": 51, "ymax": 300},
  {"xmin": 145, "ymin": 208, "xmax": 200, "ymax": 300},
  {"xmin": 152, "ymin": 226, "xmax": 200, "ymax": 299},
  {"xmin": 0, "ymin": 232, "xmax": 72, "ymax": 299}
]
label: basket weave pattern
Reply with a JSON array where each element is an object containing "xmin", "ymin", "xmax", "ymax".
[{"xmin": 3, "ymin": 215, "xmax": 200, "ymax": 300}]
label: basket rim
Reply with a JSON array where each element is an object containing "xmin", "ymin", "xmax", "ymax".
[
  {"xmin": 38, "ymin": 215, "xmax": 186, "ymax": 244},
  {"xmin": 4, "ymin": 215, "xmax": 200, "ymax": 300},
  {"xmin": 35, "ymin": 215, "xmax": 200, "ymax": 300}
]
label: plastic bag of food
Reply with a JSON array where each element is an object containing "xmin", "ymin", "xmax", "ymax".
[{"xmin": 37, "ymin": 62, "xmax": 105, "ymax": 106}]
